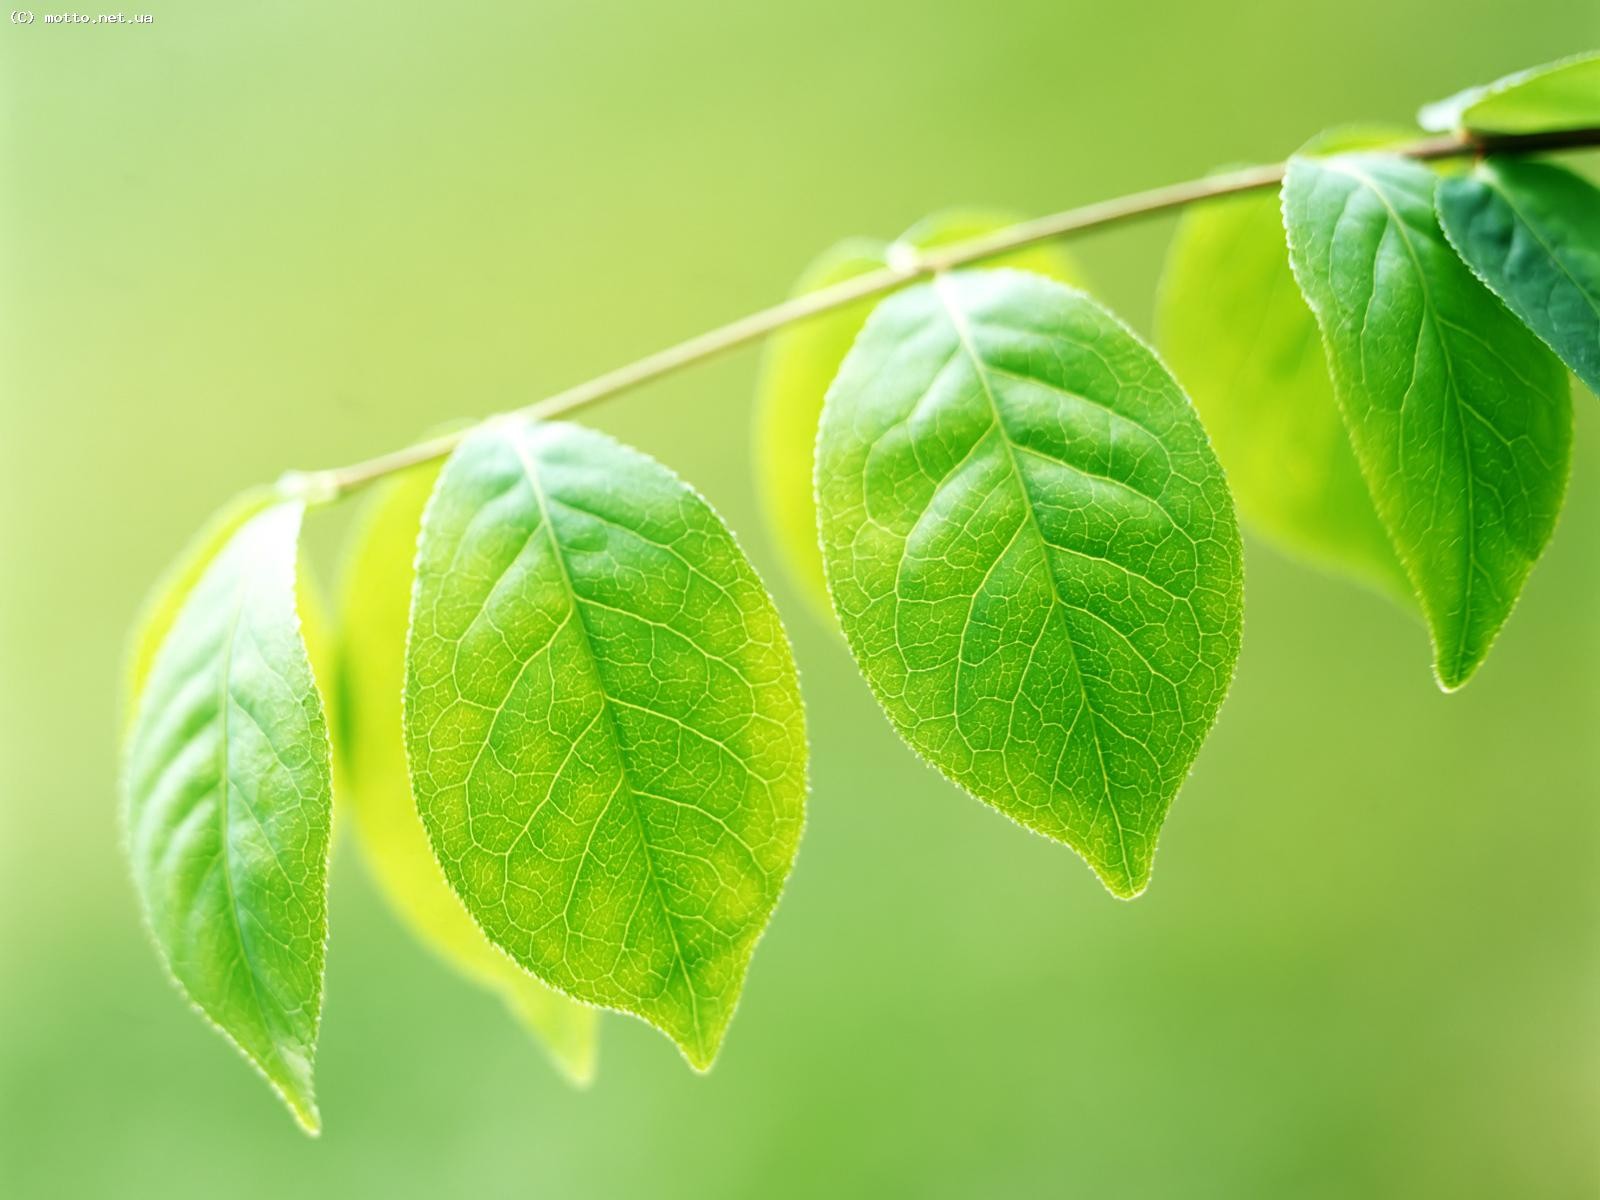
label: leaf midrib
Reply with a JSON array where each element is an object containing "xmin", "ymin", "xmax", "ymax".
[
  {"xmin": 928, "ymin": 275, "xmax": 1132, "ymax": 887},
  {"xmin": 504, "ymin": 426, "xmax": 706, "ymax": 1058}
]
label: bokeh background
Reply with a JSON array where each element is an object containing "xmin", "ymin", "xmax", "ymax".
[{"xmin": 4, "ymin": 3, "xmax": 1598, "ymax": 1196}]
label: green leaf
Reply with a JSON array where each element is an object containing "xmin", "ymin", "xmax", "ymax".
[
  {"xmin": 337, "ymin": 461, "xmax": 599, "ymax": 1084},
  {"xmin": 1283, "ymin": 153, "xmax": 1572, "ymax": 689},
  {"xmin": 404, "ymin": 419, "xmax": 806, "ymax": 1069},
  {"xmin": 1157, "ymin": 135, "xmax": 1408, "ymax": 600},
  {"xmin": 755, "ymin": 210, "xmax": 1084, "ymax": 620},
  {"xmin": 1419, "ymin": 51, "xmax": 1600, "ymax": 134},
  {"xmin": 1437, "ymin": 158, "xmax": 1600, "ymax": 398},
  {"xmin": 815, "ymin": 270, "xmax": 1242, "ymax": 899},
  {"xmin": 123, "ymin": 501, "xmax": 334, "ymax": 1133},
  {"xmin": 123, "ymin": 487, "xmax": 277, "ymax": 726}
]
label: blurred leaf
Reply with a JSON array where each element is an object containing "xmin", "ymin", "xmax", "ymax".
[
  {"xmin": 814, "ymin": 271, "xmax": 1242, "ymax": 898},
  {"xmin": 122, "ymin": 501, "xmax": 333, "ymax": 1133},
  {"xmin": 754, "ymin": 210, "xmax": 1084, "ymax": 621},
  {"xmin": 336, "ymin": 462, "xmax": 599, "ymax": 1085},
  {"xmin": 404, "ymin": 420, "xmax": 806, "ymax": 1069},
  {"xmin": 1283, "ymin": 153, "xmax": 1571, "ymax": 689},
  {"xmin": 1437, "ymin": 158, "xmax": 1600, "ymax": 397},
  {"xmin": 1157, "ymin": 131, "xmax": 1409, "ymax": 601},
  {"xmin": 1418, "ymin": 51, "xmax": 1600, "ymax": 134}
]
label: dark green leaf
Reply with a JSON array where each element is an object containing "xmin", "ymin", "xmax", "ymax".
[{"xmin": 1438, "ymin": 158, "xmax": 1600, "ymax": 397}]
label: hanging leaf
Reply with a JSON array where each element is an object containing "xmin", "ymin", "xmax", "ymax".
[
  {"xmin": 1438, "ymin": 157, "xmax": 1600, "ymax": 397},
  {"xmin": 1157, "ymin": 132, "xmax": 1409, "ymax": 600},
  {"xmin": 815, "ymin": 270, "xmax": 1243, "ymax": 899},
  {"xmin": 123, "ymin": 501, "xmax": 334, "ymax": 1133},
  {"xmin": 755, "ymin": 210, "xmax": 1084, "ymax": 619},
  {"xmin": 1283, "ymin": 152, "xmax": 1571, "ymax": 689},
  {"xmin": 337, "ymin": 462, "xmax": 600, "ymax": 1084},
  {"xmin": 404, "ymin": 420, "xmax": 806, "ymax": 1069},
  {"xmin": 1418, "ymin": 51, "xmax": 1600, "ymax": 134}
]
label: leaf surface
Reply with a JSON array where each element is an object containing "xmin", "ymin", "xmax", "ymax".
[
  {"xmin": 337, "ymin": 463, "xmax": 599, "ymax": 1084},
  {"xmin": 1283, "ymin": 153, "xmax": 1571, "ymax": 688},
  {"xmin": 404, "ymin": 420, "xmax": 806, "ymax": 1068},
  {"xmin": 1157, "ymin": 137, "xmax": 1407, "ymax": 599},
  {"xmin": 815, "ymin": 270, "xmax": 1242, "ymax": 898},
  {"xmin": 1419, "ymin": 51, "xmax": 1600, "ymax": 134},
  {"xmin": 123, "ymin": 501, "xmax": 333, "ymax": 1132},
  {"xmin": 755, "ymin": 211, "xmax": 1083, "ymax": 619},
  {"xmin": 1437, "ymin": 158, "xmax": 1600, "ymax": 397}
]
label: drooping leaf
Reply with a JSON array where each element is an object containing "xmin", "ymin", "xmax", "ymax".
[
  {"xmin": 404, "ymin": 419, "xmax": 806, "ymax": 1069},
  {"xmin": 755, "ymin": 210, "xmax": 1084, "ymax": 620},
  {"xmin": 1283, "ymin": 153, "xmax": 1571, "ymax": 689},
  {"xmin": 815, "ymin": 270, "xmax": 1243, "ymax": 899},
  {"xmin": 1157, "ymin": 131, "xmax": 1409, "ymax": 600},
  {"xmin": 123, "ymin": 501, "xmax": 334, "ymax": 1133},
  {"xmin": 336, "ymin": 462, "xmax": 600, "ymax": 1084},
  {"xmin": 1419, "ymin": 51, "xmax": 1600, "ymax": 135},
  {"xmin": 123, "ymin": 487, "xmax": 276, "ymax": 724},
  {"xmin": 1437, "ymin": 158, "xmax": 1600, "ymax": 398}
]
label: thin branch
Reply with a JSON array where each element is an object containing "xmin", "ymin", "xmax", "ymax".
[{"xmin": 288, "ymin": 123, "xmax": 1600, "ymax": 502}]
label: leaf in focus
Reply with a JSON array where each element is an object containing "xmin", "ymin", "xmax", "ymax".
[
  {"xmin": 404, "ymin": 420, "xmax": 806, "ymax": 1069},
  {"xmin": 815, "ymin": 270, "xmax": 1243, "ymax": 898},
  {"xmin": 1437, "ymin": 158, "xmax": 1600, "ymax": 398},
  {"xmin": 1283, "ymin": 153, "xmax": 1572, "ymax": 689},
  {"xmin": 1157, "ymin": 132, "xmax": 1409, "ymax": 601},
  {"xmin": 337, "ymin": 462, "xmax": 599, "ymax": 1084},
  {"xmin": 754, "ymin": 210, "xmax": 1084, "ymax": 620},
  {"xmin": 123, "ymin": 501, "xmax": 334, "ymax": 1133},
  {"xmin": 1418, "ymin": 51, "xmax": 1600, "ymax": 134}
]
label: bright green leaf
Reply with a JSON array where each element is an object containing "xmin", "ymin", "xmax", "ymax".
[
  {"xmin": 755, "ymin": 210, "xmax": 1084, "ymax": 620},
  {"xmin": 815, "ymin": 270, "xmax": 1243, "ymax": 899},
  {"xmin": 1418, "ymin": 51, "xmax": 1600, "ymax": 134},
  {"xmin": 404, "ymin": 420, "xmax": 806, "ymax": 1069},
  {"xmin": 1437, "ymin": 158, "xmax": 1600, "ymax": 398},
  {"xmin": 123, "ymin": 501, "xmax": 334, "ymax": 1133},
  {"xmin": 337, "ymin": 462, "xmax": 600, "ymax": 1085},
  {"xmin": 1157, "ymin": 134, "xmax": 1408, "ymax": 601},
  {"xmin": 1283, "ymin": 153, "xmax": 1571, "ymax": 689},
  {"xmin": 123, "ymin": 487, "xmax": 276, "ymax": 725}
]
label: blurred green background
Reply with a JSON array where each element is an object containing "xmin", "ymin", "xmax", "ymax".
[{"xmin": 3, "ymin": 2, "xmax": 1597, "ymax": 1196}]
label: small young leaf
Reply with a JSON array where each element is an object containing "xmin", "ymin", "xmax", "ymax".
[
  {"xmin": 404, "ymin": 420, "xmax": 806, "ymax": 1069},
  {"xmin": 123, "ymin": 501, "xmax": 333, "ymax": 1133},
  {"xmin": 815, "ymin": 270, "xmax": 1243, "ymax": 899},
  {"xmin": 1157, "ymin": 139, "xmax": 1408, "ymax": 600},
  {"xmin": 1437, "ymin": 158, "xmax": 1600, "ymax": 398},
  {"xmin": 1419, "ymin": 51, "xmax": 1600, "ymax": 135},
  {"xmin": 337, "ymin": 462, "xmax": 600, "ymax": 1085},
  {"xmin": 1283, "ymin": 153, "xmax": 1572, "ymax": 689},
  {"xmin": 755, "ymin": 211, "xmax": 1084, "ymax": 619}
]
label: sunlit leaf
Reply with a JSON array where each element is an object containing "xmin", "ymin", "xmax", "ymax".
[
  {"xmin": 1438, "ymin": 158, "xmax": 1600, "ymax": 397},
  {"xmin": 755, "ymin": 210, "xmax": 1084, "ymax": 620},
  {"xmin": 1418, "ymin": 51, "xmax": 1600, "ymax": 134},
  {"xmin": 337, "ymin": 462, "xmax": 599, "ymax": 1084},
  {"xmin": 1283, "ymin": 153, "xmax": 1571, "ymax": 689},
  {"xmin": 1157, "ymin": 131, "xmax": 1408, "ymax": 600},
  {"xmin": 404, "ymin": 420, "xmax": 806, "ymax": 1069},
  {"xmin": 815, "ymin": 270, "xmax": 1242, "ymax": 898},
  {"xmin": 123, "ymin": 501, "xmax": 333, "ymax": 1133}
]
